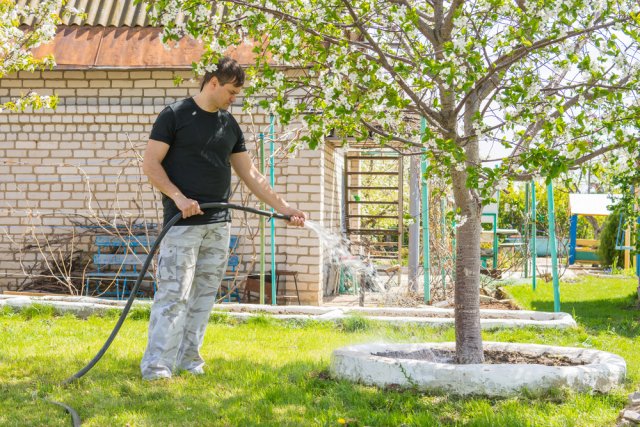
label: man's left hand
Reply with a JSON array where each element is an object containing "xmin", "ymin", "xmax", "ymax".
[{"xmin": 278, "ymin": 207, "xmax": 307, "ymax": 227}]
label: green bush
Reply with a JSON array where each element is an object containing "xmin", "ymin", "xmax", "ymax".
[
  {"xmin": 339, "ymin": 315, "xmax": 372, "ymax": 333},
  {"xmin": 0, "ymin": 305, "xmax": 15, "ymax": 317},
  {"xmin": 209, "ymin": 311, "xmax": 232, "ymax": 324},
  {"xmin": 19, "ymin": 304, "xmax": 56, "ymax": 320},
  {"xmin": 128, "ymin": 306, "xmax": 151, "ymax": 321},
  {"xmin": 247, "ymin": 313, "xmax": 276, "ymax": 326},
  {"xmin": 103, "ymin": 308, "xmax": 122, "ymax": 319},
  {"xmin": 598, "ymin": 213, "xmax": 624, "ymax": 268}
]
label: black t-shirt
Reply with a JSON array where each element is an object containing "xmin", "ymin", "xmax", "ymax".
[{"xmin": 149, "ymin": 97, "xmax": 247, "ymax": 226}]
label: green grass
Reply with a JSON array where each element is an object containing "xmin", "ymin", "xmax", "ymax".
[
  {"xmin": 0, "ymin": 276, "xmax": 638, "ymax": 426},
  {"xmin": 506, "ymin": 276, "xmax": 640, "ymax": 337}
]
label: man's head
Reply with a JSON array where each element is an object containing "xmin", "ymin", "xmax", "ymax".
[{"xmin": 200, "ymin": 57, "xmax": 245, "ymax": 110}]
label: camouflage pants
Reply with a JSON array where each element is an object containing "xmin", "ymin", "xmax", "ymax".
[{"xmin": 140, "ymin": 222, "xmax": 230, "ymax": 380}]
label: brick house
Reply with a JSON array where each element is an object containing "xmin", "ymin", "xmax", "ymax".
[{"xmin": 0, "ymin": 2, "xmax": 345, "ymax": 304}]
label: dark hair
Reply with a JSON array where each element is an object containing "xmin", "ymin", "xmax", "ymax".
[{"xmin": 200, "ymin": 57, "xmax": 245, "ymax": 91}]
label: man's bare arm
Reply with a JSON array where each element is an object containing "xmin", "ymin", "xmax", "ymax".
[
  {"xmin": 142, "ymin": 139, "xmax": 203, "ymax": 218},
  {"xmin": 230, "ymin": 151, "xmax": 306, "ymax": 226}
]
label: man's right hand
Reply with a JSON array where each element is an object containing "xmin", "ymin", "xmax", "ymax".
[{"xmin": 174, "ymin": 195, "xmax": 204, "ymax": 218}]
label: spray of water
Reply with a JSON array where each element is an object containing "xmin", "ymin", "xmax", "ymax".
[
  {"xmin": 304, "ymin": 220, "xmax": 383, "ymax": 292},
  {"xmin": 305, "ymin": 220, "xmax": 398, "ymax": 348}
]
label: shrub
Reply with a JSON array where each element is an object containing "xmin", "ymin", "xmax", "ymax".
[
  {"xmin": 339, "ymin": 315, "xmax": 372, "ymax": 333},
  {"xmin": 0, "ymin": 305, "xmax": 15, "ymax": 317},
  {"xmin": 598, "ymin": 213, "xmax": 625, "ymax": 269},
  {"xmin": 247, "ymin": 313, "xmax": 276, "ymax": 326},
  {"xmin": 20, "ymin": 304, "xmax": 56, "ymax": 320},
  {"xmin": 209, "ymin": 311, "xmax": 231, "ymax": 324},
  {"xmin": 128, "ymin": 306, "xmax": 151, "ymax": 321}
]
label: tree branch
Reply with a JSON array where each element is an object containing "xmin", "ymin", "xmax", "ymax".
[
  {"xmin": 509, "ymin": 68, "xmax": 632, "ymax": 157},
  {"xmin": 455, "ymin": 17, "xmax": 624, "ymax": 114},
  {"xmin": 509, "ymin": 142, "xmax": 626, "ymax": 181},
  {"xmin": 388, "ymin": 0, "xmax": 438, "ymax": 45},
  {"xmin": 360, "ymin": 119, "xmax": 422, "ymax": 148},
  {"xmin": 442, "ymin": 0, "xmax": 465, "ymax": 39},
  {"xmin": 341, "ymin": 0, "xmax": 447, "ymax": 133},
  {"xmin": 227, "ymin": 0, "xmax": 415, "ymax": 66}
]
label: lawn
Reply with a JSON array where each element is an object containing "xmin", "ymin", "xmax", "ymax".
[{"xmin": 0, "ymin": 275, "xmax": 638, "ymax": 426}]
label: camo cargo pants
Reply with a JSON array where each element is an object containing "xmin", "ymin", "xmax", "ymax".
[{"xmin": 140, "ymin": 222, "xmax": 230, "ymax": 380}]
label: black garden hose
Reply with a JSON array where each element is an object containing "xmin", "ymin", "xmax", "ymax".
[{"xmin": 47, "ymin": 203, "xmax": 291, "ymax": 426}]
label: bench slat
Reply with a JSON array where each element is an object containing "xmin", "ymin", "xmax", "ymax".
[
  {"xmin": 93, "ymin": 254, "xmax": 149, "ymax": 265},
  {"xmin": 88, "ymin": 235, "xmax": 240, "ymax": 301},
  {"xmin": 86, "ymin": 271, "xmax": 154, "ymax": 278},
  {"xmin": 95, "ymin": 235, "xmax": 156, "ymax": 247}
]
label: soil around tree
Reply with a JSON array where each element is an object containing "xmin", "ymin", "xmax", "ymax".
[
  {"xmin": 374, "ymin": 349, "xmax": 587, "ymax": 366},
  {"xmin": 223, "ymin": 306, "xmax": 527, "ymax": 319}
]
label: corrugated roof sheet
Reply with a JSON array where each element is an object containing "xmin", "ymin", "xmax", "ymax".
[
  {"xmin": 22, "ymin": 0, "xmax": 260, "ymax": 68},
  {"xmin": 18, "ymin": 0, "xmax": 156, "ymax": 27},
  {"xmin": 31, "ymin": 27, "xmax": 259, "ymax": 68}
]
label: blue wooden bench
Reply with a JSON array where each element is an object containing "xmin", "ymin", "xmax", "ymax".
[
  {"xmin": 86, "ymin": 234, "xmax": 241, "ymax": 301},
  {"xmin": 85, "ymin": 235, "xmax": 157, "ymax": 300}
]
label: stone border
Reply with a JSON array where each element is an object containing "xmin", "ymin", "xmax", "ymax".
[
  {"xmin": 0, "ymin": 294, "xmax": 577, "ymax": 329},
  {"xmin": 618, "ymin": 392, "xmax": 640, "ymax": 425},
  {"xmin": 331, "ymin": 342, "xmax": 626, "ymax": 397}
]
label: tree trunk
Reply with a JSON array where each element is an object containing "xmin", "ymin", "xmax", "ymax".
[
  {"xmin": 451, "ymin": 93, "xmax": 484, "ymax": 364},
  {"xmin": 585, "ymin": 215, "xmax": 603, "ymax": 239},
  {"xmin": 451, "ymin": 170, "xmax": 484, "ymax": 364}
]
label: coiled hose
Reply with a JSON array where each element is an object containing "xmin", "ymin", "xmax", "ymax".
[{"xmin": 47, "ymin": 203, "xmax": 291, "ymax": 426}]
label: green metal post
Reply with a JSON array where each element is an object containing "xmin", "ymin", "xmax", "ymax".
[
  {"xmin": 259, "ymin": 133, "xmax": 266, "ymax": 304},
  {"xmin": 420, "ymin": 117, "xmax": 430, "ymax": 303},
  {"xmin": 269, "ymin": 114, "xmax": 277, "ymax": 305},
  {"xmin": 524, "ymin": 182, "xmax": 530, "ymax": 278},
  {"xmin": 547, "ymin": 181, "xmax": 561, "ymax": 312},
  {"xmin": 531, "ymin": 182, "xmax": 537, "ymax": 291},
  {"xmin": 492, "ymin": 212, "xmax": 498, "ymax": 270}
]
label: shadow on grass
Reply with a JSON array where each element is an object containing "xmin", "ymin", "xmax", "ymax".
[
  {"xmin": 1, "ymin": 312, "xmax": 632, "ymax": 426},
  {"xmin": 67, "ymin": 356, "xmax": 444, "ymax": 427},
  {"xmin": 529, "ymin": 294, "xmax": 640, "ymax": 338},
  {"xmin": 4, "ymin": 354, "xmax": 620, "ymax": 427}
]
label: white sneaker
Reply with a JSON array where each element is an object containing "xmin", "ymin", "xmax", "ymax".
[
  {"xmin": 142, "ymin": 371, "xmax": 172, "ymax": 381},
  {"xmin": 184, "ymin": 366, "xmax": 205, "ymax": 375}
]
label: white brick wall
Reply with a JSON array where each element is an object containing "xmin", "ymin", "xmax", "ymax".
[{"xmin": 0, "ymin": 69, "xmax": 342, "ymax": 305}]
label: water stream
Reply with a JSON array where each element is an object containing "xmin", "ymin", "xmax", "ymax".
[{"xmin": 304, "ymin": 220, "xmax": 382, "ymax": 292}]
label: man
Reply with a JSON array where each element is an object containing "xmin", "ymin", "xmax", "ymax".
[{"xmin": 140, "ymin": 57, "xmax": 306, "ymax": 380}]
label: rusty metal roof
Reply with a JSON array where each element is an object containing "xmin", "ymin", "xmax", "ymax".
[
  {"xmin": 18, "ymin": 0, "xmax": 155, "ymax": 27},
  {"xmin": 31, "ymin": 26, "xmax": 258, "ymax": 69},
  {"xmin": 33, "ymin": 27, "xmax": 198, "ymax": 68},
  {"xmin": 22, "ymin": 0, "xmax": 259, "ymax": 68}
]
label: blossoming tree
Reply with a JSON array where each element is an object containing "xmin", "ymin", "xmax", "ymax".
[
  {"xmin": 1, "ymin": 0, "xmax": 78, "ymax": 111},
  {"xmin": 145, "ymin": 0, "xmax": 640, "ymax": 363}
]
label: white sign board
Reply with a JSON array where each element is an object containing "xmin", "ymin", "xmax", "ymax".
[{"xmin": 568, "ymin": 193, "xmax": 621, "ymax": 216}]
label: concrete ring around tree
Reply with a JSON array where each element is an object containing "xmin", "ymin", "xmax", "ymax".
[{"xmin": 330, "ymin": 342, "xmax": 626, "ymax": 397}]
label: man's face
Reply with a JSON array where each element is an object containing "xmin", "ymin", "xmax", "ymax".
[{"xmin": 210, "ymin": 78, "xmax": 242, "ymax": 110}]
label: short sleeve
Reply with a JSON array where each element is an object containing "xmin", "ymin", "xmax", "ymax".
[
  {"xmin": 231, "ymin": 117, "xmax": 247, "ymax": 153},
  {"xmin": 149, "ymin": 106, "xmax": 176, "ymax": 145}
]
